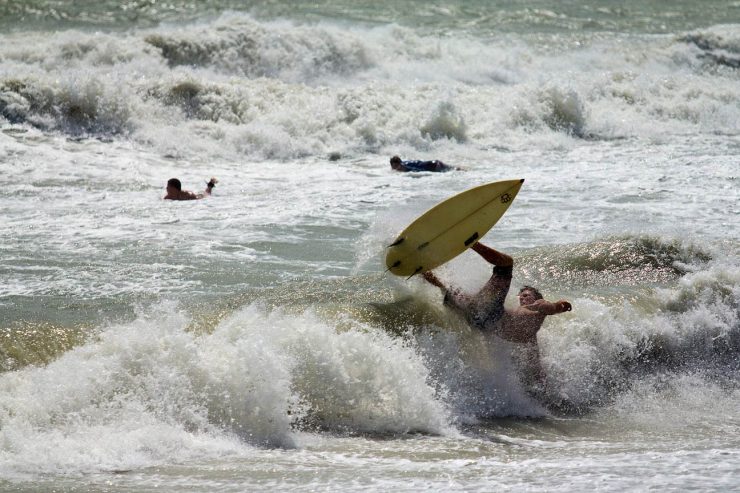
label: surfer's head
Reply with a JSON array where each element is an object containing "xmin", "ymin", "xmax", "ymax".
[
  {"xmin": 167, "ymin": 178, "xmax": 182, "ymax": 191},
  {"xmin": 164, "ymin": 178, "xmax": 185, "ymax": 200},
  {"xmin": 390, "ymin": 155, "xmax": 403, "ymax": 170},
  {"xmin": 517, "ymin": 286, "xmax": 543, "ymax": 306}
]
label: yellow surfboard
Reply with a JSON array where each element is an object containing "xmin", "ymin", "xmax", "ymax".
[{"xmin": 385, "ymin": 179, "xmax": 524, "ymax": 277}]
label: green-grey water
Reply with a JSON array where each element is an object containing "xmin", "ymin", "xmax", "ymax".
[{"xmin": 1, "ymin": 1, "xmax": 739, "ymax": 491}]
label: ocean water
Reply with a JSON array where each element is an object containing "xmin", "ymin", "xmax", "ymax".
[{"xmin": 1, "ymin": 1, "xmax": 739, "ymax": 491}]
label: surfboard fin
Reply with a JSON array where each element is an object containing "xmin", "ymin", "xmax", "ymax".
[
  {"xmin": 385, "ymin": 260, "xmax": 402, "ymax": 273},
  {"xmin": 388, "ymin": 237, "xmax": 404, "ymax": 248},
  {"xmin": 406, "ymin": 266, "xmax": 423, "ymax": 280},
  {"xmin": 464, "ymin": 232, "xmax": 479, "ymax": 246}
]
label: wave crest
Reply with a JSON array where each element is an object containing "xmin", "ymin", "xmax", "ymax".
[
  {"xmin": 0, "ymin": 77, "xmax": 132, "ymax": 136},
  {"xmin": 144, "ymin": 17, "xmax": 375, "ymax": 82}
]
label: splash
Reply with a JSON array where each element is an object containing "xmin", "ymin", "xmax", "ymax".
[
  {"xmin": 0, "ymin": 77, "xmax": 132, "ymax": 136},
  {"xmin": 369, "ymin": 234, "xmax": 737, "ymax": 416},
  {"xmin": 510, "ymin": 86, "xmax": 586, "ymax": 137},
  {"xmin": 420, "ymin": 101, "xmax": 468, "ymax": 142},
  {"xmin": 541, "ymin": 258, "xmax": 739, "ymax": 413},
  {"xmin": 0, "ymin": 302, "xmax": 452, "ymax": 476}
]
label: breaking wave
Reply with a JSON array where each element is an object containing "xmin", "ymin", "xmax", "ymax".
[{"xmin": 1, "ymin": 15, "xmax": 738, "ymax": 158}]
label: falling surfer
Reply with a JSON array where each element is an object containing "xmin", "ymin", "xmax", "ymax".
[{"xmin": 421, "ymin": 242, "xmax": 572, "ymax": 394}]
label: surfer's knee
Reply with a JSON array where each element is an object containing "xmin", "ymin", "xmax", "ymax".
[{"xmin": 500, "ymin": 252, "xmax": 514, "ymax": 267}]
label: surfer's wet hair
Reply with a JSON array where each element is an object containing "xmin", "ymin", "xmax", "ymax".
[
  {"xmin": 167, "ymin": 178, "xmax": 182, "ymax": 190},
  {"xmin": 519, "ymin": 285, "xmax": 543, "ymax": 300}
]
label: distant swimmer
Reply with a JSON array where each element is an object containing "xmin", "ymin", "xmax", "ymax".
[
  {"xmin": 421, "ymin": 242, "xmax": 571, "ymax": 389},
  {"xmin": 164, "ymin": 177, "xmax": 218, "ymax": 200},
  {"xmin": 390, "ymin": 155, "xmax": 461, "ymax": 172}
]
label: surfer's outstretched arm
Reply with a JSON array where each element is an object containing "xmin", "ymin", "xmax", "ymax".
[
  {"xmin": 471, "ymin": 242, "xmax": 513, "ymax": 267},
  {"xmin": 520, "ymin": 299, "xmax": 572, "ymax": 315},
  {"xmin": 422, "ymin": 271, "xmax": 447, "ymax": 290},
  {"xmin": 423, "ymin": 271, "xmax": 470, "ymax": 314}
]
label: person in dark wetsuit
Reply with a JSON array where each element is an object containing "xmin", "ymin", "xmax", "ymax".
[
  {"xmin": 421, "ymin": 242, "xmax": 571, "ymax": 386},
  {"xmin": 390, "ymin": 155, "xmax": 456, "ymax": 172}
]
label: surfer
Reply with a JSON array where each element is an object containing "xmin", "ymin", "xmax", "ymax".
[
  {"xmin": 421, "ymin": 242, "xmax": 571, "ymax": 385},
  {"xmin": 390, "ymin": 155, "xmax": 459, "ymax": 172},
  {"xmin": 164, "ymin": 177, "xmax": 218, "ymax": 200}
]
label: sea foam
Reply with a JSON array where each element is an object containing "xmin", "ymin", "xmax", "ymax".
[
  {"xmin": 2, "ymin": 15, "xmax": 739, "ymax": 161},
  {"xmin": 0, "ymin": 302, "xmax": 453, "ymax": 475}
]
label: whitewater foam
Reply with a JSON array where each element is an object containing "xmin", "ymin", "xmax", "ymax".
[
  {"xmin": 0, "ymin": 301, "xmax": 458, "ymax": 476},
  {"xmin": 3, "ymin": 14, "xmax": 739, "ymax": 161}
]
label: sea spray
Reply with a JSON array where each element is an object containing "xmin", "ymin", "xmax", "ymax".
[
  {"xmin": 273, "ymin": 309, "xmax": 451, "ymax": 434},
  {"xmin": 541, "ymin": 257, "xmax": 739, "ymax": 412},
  {"xmin": 0, "ymin": 307, "xmax": 250, "ymax": 477},
  {"xmin": 0, "ymin": 301, "xmax": 456, "ymax": 476}
]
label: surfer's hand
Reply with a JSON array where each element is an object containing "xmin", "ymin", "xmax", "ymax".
[
  {"xmin": 422, "ymin": 271, "xmax": 437, "ymax": 283},
  {"xmin": 555, "ymin": 300, "xmax": 572, "ymax": 313}
]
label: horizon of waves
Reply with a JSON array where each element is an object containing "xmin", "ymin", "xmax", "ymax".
[{"xmin": 2, "ymin": 0, "xmax": 739, "ymax": 34}]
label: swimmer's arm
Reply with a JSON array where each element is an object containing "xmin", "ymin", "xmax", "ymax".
[
  {"xmin": 194, "ymin": 179, "xmax": 218, "ymax": 199},
  {"xmin": 194, "ymin": 178, "xmax": 218, "ymax": 199},
  {"xmin": 204, "ymin": 177, "xmax": 218, "ymax": 196},
  {"xmin": 521, "ymin": 299, "xmax": 572, "ymax": 315}
]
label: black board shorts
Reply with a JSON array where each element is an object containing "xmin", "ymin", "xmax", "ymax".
[{"xmin": 443, "ymin": 265, "xmax": 513, "ymax": 331}]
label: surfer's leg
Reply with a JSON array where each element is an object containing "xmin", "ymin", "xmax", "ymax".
[
  {"xmin": 470, "ymin": 242, "xmax": 513, "ymax": 266},
  {"xmin": 465, "ymin": 265, "xmax": 513, "ymax": 333},
  {"xmin": 481, "ymin": 264, "xmax": 513, "ymax": 298}
]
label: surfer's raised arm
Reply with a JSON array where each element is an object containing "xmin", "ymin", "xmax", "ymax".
[{"xmin": 203, "ymin": 177, "xmax": 218, "ymax": 196}]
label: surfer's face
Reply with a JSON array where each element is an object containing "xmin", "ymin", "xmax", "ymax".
[
  {"xmin": 517, "ymin": 289, "xmax": 538, "ymax": 306},
  {"xmin": 165, "ymin": 184, "xmax": 178, "ymax": 198}
]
